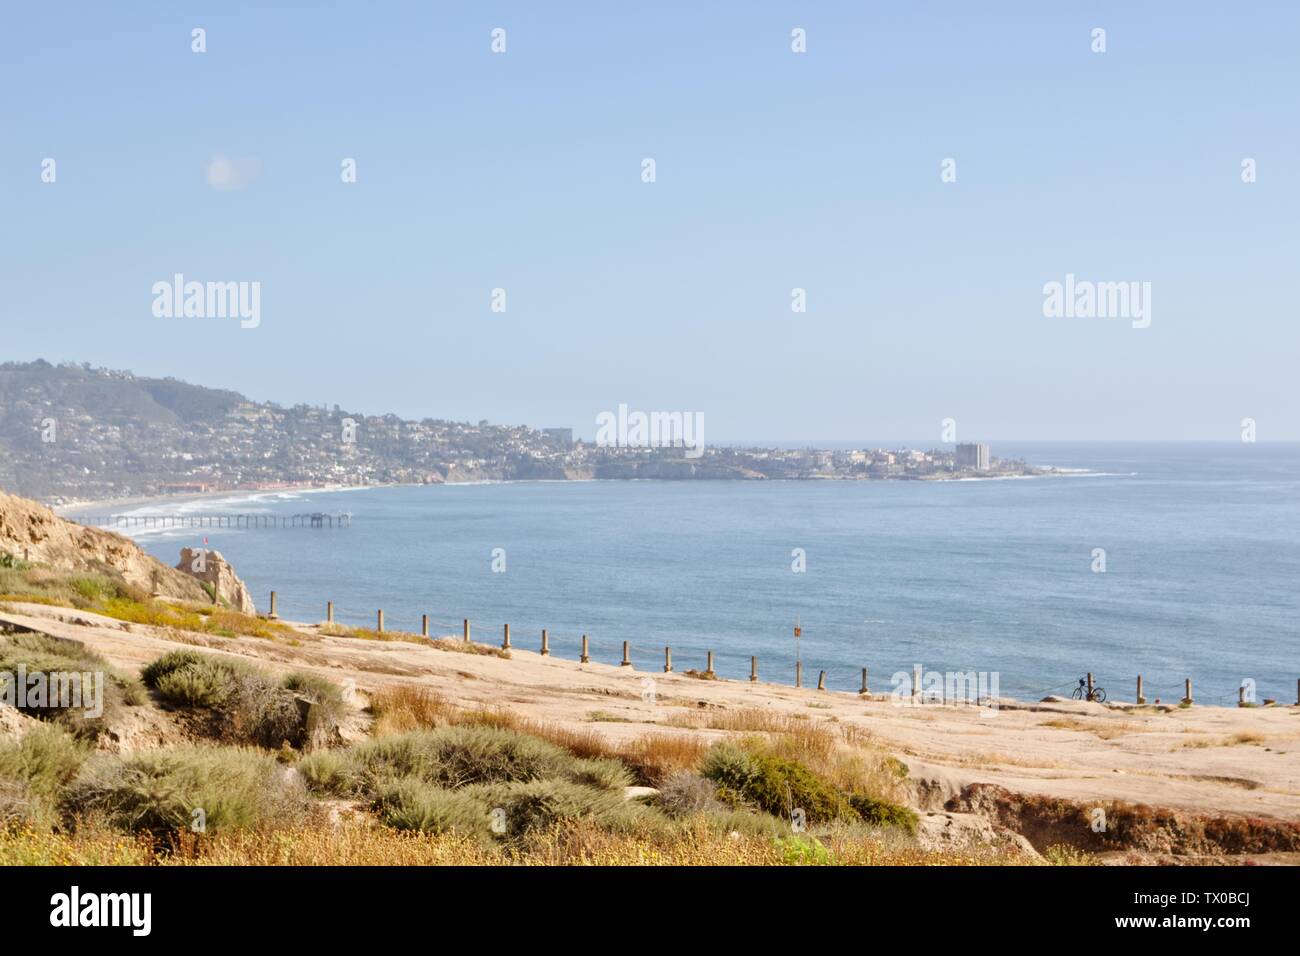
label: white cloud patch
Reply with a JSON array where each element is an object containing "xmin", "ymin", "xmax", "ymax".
[{"xmin": 205, "ymin": 155, "xmax": 260, "ymax": 190}]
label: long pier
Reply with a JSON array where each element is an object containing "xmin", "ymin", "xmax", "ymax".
[{"xmin": 74, "ymin": 512, "xmax": 353, "ymax": 529}]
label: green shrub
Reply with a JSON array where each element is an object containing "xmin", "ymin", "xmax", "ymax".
[
  {"xmin": 463, "ymin": 779, "xmax": 641, "ymax": 838},
  {"xmin": 775, "ymin": 835, "xmax": 832, "ymax": 865},
  {"xmin": 847, "ymin": 792, "xmax": 919, "ymax": 834},
  {"xmin": 371, "ymin": 777, "xmax": 492, "ymax": 837},
  {"xmin": 282, "ymin": 672, "xmax": 346, "ymax": 749},
  {"xmin": 303, "ymin": 725, "xmax": 607, "ymax": 797},
  {"xmin": 151, "ymin": 659, "xmax": 234, "ymax": 708},
  {"xmin": 0, "ymin": 565, "xmax": 137, "ymax": 608},
  {"xmin": 224, "ymin": 671, "xmax": 304, "ymax": 749},
  {"xmin": 568, "ymin": 757, "xmax": 633, "ymax": 791},
  {"xmin": 140, "ymin": 650, "xmax": 209, "ymax": 691},
  {"xmin": 0, "ymin": 725, "xmax": 89, "ymax": 799},
  {"xmin": 69, "ymin": 578, "xmax": 112, "ymax": 603},
  {"xmin": 0, "ymin": 634, "xmax": 139, "ymax": 739},
  {"xmin": 698, "ymin": 807, "xmax": 787, "ymax": 838},
  {"xmin": 296, "ymin": 750, "xmax": 360, "ymax": 796},
  {"xmin": 141, "ymin": 651, "xmax": 343, "ymax": 750},
  {"xmin": 0, "ymin": 551, "xmax": 31, "ymax": 571},
  {"xmin": 63, "ymin": 746, "xmax": 308, "ymax": 838},
  {"xmin": 701, "ymin": 743, "xmax": 853, "ymax": 823},
  {"xmin": 0, "ymin": 725, "xmax": 90, "ymax": 829}
]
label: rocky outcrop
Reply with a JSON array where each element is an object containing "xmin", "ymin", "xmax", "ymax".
[
  {"xmin": 175, "ymin": 547, "xmax": 255, "ymax": 614},
  {"xmin": 0, "ymin": 488, "xmax": 209, "ymax": 602}
]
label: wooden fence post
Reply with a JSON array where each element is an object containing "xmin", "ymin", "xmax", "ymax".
[
  {"xmin": 1136, "ymin": 674, "xmax": 1145, "ymax": 704},
  {"xmin": 580, "ymin": 634, "xmax": 590, "ymax": 663},
  {"xmin": 540, "ymin": 629, "xmax": 549, "ymax": 656},
  {"xmin": 422, "ymin": 614, "xmax": 429, "ymax": 638},
  {"xmin": 859, "ymin": 668, "xmax": 869, "ymax": 695},
  {"xmin": 268, "ymin": 591, "xmax": 278, "ymax": 620},
  {"xmin": 664, "ymin": 647, "xmax": 672, "ymax": 673},
  {"xmin": 326, "ymin": 601, "xmax": 334, "ymax": 625},
  {"xmin": 1182, "ymin": 678, "xmax": 1193, "ymax": 706},
  {"xmin": 463, "ymin": 619, "xmax": 470, "ymax": 643},
  {"xmin": 621, "ymin": 641, "xmax": 632, "ymax": 667},
  {"xmin": 817, "ymin": 670, "xmax": 826, "ymax": 691},
  {"xmin": 502, "ymin": 623, "xmax": 511, "ymax": 650},
  {"xmin": 705, "ymin": 651, "xmax": 715, "ymax": 677},
  {"xmin": 750, "ymin": 657, "xmax": 758, "ymax": 683},
  {"xmin": 795, "ymin": 661, "xmax": 803, "ymax": 688},
  {"xmin": 376, "ymin": 609, "xmax": 384, "ymax": 633}
]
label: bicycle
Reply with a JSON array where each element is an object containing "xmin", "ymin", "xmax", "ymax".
[{"xmin": 1071, "ymin": 678, "xmax": 1106, "ymax": 702}]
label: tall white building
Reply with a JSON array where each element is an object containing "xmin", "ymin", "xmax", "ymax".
[{"xmin": 956, "ymin": 442, "xmax": 990, "ymax": 471}]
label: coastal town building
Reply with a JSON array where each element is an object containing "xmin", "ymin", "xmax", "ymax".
[{"xmin": 956, "ymin": 442, "xmax": 990, "ymax": 471}]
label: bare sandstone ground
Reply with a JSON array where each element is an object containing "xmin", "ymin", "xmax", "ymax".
[{"xmin": 2, "ymin": 599, "xmax": 1297, "ymax": 835}]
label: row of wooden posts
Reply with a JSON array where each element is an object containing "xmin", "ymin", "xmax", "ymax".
[
  {"xmin": 266, "ymin": 593, "xmax": 1300, "ymax": 705},
  {"xmin": 270, "ymin": 591, "xmax": 858, "ymax": 689}
]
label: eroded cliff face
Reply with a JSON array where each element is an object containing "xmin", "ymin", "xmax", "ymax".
[
  {"xmin": 0, "ymin": 488, "xmax": 211, "ymax": 603},
  {"xmin": 175, "ymin": 547, "xmax": 256, "ymax": 613}
]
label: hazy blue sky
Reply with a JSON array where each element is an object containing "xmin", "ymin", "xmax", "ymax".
[{"xmin": 2, "ymin": 2, "xmax": 1297, "ymax": 441}]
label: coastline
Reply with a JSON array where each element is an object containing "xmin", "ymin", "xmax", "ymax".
[
  {"xmin": 52, "ymin": 482, "xmax": 394, "ymax": 516},
  {"xmin": 51, "ymin": 467, "xmax": 1088, "ymax": 515}
]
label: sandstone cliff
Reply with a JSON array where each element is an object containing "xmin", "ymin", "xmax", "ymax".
[
  {"xmin": 0, "ymin": 487, "xmax": 214, "ymax": 604},
  {"xmin": 175, "ymin": 547, "xmax": 256, "ymax": 613}
]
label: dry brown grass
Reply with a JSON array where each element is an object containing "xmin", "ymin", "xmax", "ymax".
[
  {"xmin": 943, "ymin": 750, "xmax": 1066, "ymax": 770},
  {"xmin": 319, "ymin": 623, "xmax": 430, "ymax": 646},
  {"xmin": 369, "ymin": 685, "xmax": 459, "ymax": 736},
  {"xmin": 1181, "ymin": 731, "xmax": 1267, "ymax": 750},
  {"xmin": 656, "ymin": 707, "xmax": 906, "ymax": 801},
  {"xmin": 0, "ymin": 818, "xmax": 1032, "ymax": 866},
  {"xmin": 428, "ymin": 637, "xmax": 511, "ymax": 659},
  {"xmin": 665, "ymin": 707, "xmax": 838, "ymax": 759},
  {"xmin": 422, "ymin": 704, "xmax": 708, "ymax": 786},
  {"xmin": 618, "ymin": 733, "xmax": 710, "ymax": 785},
  {"xmin": 445, "ymin": 704, "xmax": 614, "ymax": 761},
  {"xmin": 1042, "ymin": 717, "xmax": 1145, "ymax": 740}
]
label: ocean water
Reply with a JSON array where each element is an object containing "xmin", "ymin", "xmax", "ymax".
[{"xmin": 118, "ymin": 442, "xmax": 1300, "ymax": 705}]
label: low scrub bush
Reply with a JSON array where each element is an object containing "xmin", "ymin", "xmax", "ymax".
[
  {"xmin": 283, "ymin": 672, "xmax": 347, "ymax": 749},
  {"xmin": 847, "ymin": 792, "xmax": 919, "ymax": 834},
  {"xmin": 96, "ymin": 597, "xmax": 296, "ymax": 641},
  {"xmin": 0, "ymin": 633, "xmax": 142, "ymax": 738},
  {"xmin": 141, "ymin": 650, "xmax": 343, "ymax": 750},
  {"xmin": 656, "ymin": 771, "xmax": 725, "ymax": 818},
  {"xmin": 0, "ymin": 725, "xmax": 90, "ymax": 829},
  {"xmin": 463, "ymin": 779, "xmax": 642, "ymax": 839},
  {"xmin": 63, "ymin": 746, "xmax": 309, "ymax": 839},
  {"xmin": 0, "ymin": 565, "xmax": 142, "ymax": 609},
  {"xmin": 299, "ymin": 724, "xmax": 624, "ymax": 797},
  {"xmin": 702, "ymin": 744, "xmax": 853, "ymax": 823},
  {"xmin": 371, "ymin": 777, "xmax": 492, "ymax": 838},
  {"xmin": 0, "ymin": 725, "xmax": 89, "ymax": 799}
]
